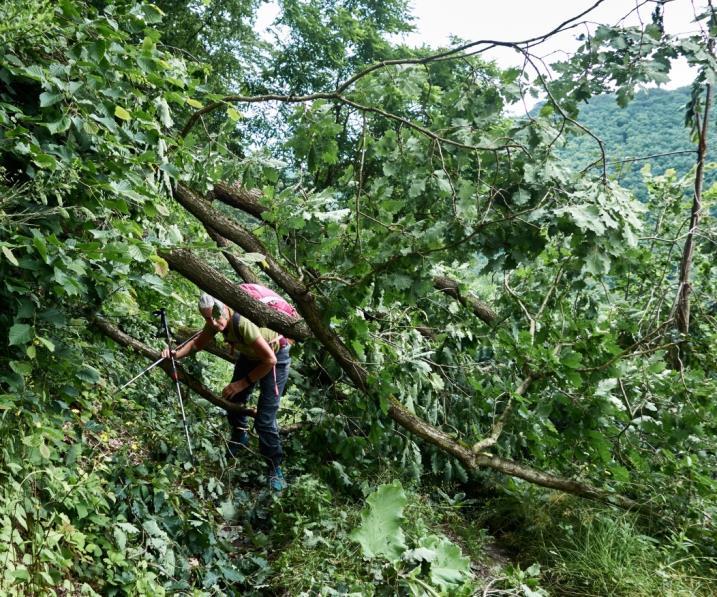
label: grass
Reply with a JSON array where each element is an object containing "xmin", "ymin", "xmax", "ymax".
[
  {"xmin": 540, "ymin": 512, "xmax": 716, "ymax": 596},
  {"xmin": 474, "ymin": 489, "xmax": 717, "ymax": 597}
]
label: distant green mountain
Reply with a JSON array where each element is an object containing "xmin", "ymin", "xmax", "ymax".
[{"xmin": 557, "ymin": 86, "xmax": 716, "ymax": 198}]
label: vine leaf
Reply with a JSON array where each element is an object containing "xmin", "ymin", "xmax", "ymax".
[
  {"xmin": 419, "ymin": 534, "xmax": 472, "ymax": 589},
  {"xmin": 349, "ymin": 480, "xmax": 407, "ymax": 561}
]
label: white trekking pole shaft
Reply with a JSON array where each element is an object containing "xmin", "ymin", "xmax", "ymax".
[
  {"xmin": 154, "ymin": 308, "xmax": 194, "ymax": 462},
  {"xmin": 118, "ymin": 330, "xmax": 201, "ymax": 392}
]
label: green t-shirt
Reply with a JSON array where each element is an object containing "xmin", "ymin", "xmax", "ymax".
[{"xmin": 218, "ymin": 310, "xmax": 281, "ymax": 359}]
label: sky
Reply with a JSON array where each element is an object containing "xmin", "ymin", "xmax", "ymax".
[
  {"xmin": 399, "ymin": 0, "xmax": 704, "ymax": 89},
  {"xmin": 257, "ymin": 0, "xmax": 706, "ymax": 92}
]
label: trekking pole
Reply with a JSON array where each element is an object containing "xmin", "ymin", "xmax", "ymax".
[
  {"xmin": 118, "ymin": 330, "xmax": 201, "ymax": 392},
  {"xmin": 154, "ymin": 308, "xmax": 194, "ymax": 462}
]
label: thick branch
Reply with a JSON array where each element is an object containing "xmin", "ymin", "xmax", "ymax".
[
  {"xmin": 212, "ymin": 182, "xmax": 266, "ymax": 219},
  {"xmin": 433, "ymin": 276, "xmax": 498, "ymax": 325},
  {"xmin": 388, "ymin": 395, "xmax": 644, "ymax": 511},
  {"xmin": 473, "ymin": 453, "xmax": 643, "ymax": 511},
  {"xmin": 159, "ymin": 247, "xmax": 311, "ymax": 341},
  {"xmin": 205, "ymin": 225, "xmax": 260, "ymax": 284},
  {"xmin": 173, "ymin": 185, "xmax": 300, "ymax": 297}
]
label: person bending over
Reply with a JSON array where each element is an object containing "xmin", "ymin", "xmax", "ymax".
[{"xmin": 162, "ymin": 293, "xmax": 290, "ymax": 491}]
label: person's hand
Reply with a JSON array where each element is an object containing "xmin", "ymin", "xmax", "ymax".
[
  {"xmin": 222, "ymin": 380, "xmax": 246, "ymax": 399},
  {"xmin": 161, "ymin": 348, "xmax": 176, "ymax": 359}
]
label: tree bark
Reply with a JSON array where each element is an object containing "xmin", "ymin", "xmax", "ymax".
[
  {"xmin": 159, "ymin": 247, "xmax": 312, "ymax": 341},
  {"xmin": 433, "ymin": 275, "xmax": 498, "ymax": 325},
  {"xmin": 212, "ymin": 182, "xmax": 267, "ymax": 219},
  {"xmin": 674, "ymin": 82, "xmax": 711, "ymax": 337}
]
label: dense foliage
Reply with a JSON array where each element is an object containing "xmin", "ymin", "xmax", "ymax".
[
  {"xmin": 559, "ymin": 86, "xmax": 717, "ymax": 198},
  {"xmin": 1, "ymin": 0, "xmax": 716, "ymax": 594}
]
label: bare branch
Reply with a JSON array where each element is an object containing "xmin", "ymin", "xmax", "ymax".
[{"xmin": 472, "ymin": 375, "xmax": 534, "ymax": 453}]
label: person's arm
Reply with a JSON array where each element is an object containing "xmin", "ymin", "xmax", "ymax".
[
  {"xmin": 162, "ymin": 328, "xmax": 214, "ymax": 360},
  {"xmin": 221, "ymin": 336, "xmax": 277, "ymax": 398}
]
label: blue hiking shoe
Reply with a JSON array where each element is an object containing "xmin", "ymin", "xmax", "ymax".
[
  {"xmin": 227, "ymin": 428, "xmax": 249, "ymax": 458},
  {"xmin": 268, "ymin": 466, "xmax": 287, "ymax": 492}
]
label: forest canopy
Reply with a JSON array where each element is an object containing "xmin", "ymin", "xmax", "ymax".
[{"xmin": 1, "ymin": 0, "xmax": 716, "ymax": 594}]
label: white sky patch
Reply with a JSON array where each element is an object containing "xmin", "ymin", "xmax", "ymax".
[
  {"xmin": 400, "ymin": 0, "xmax": 703, "ymax": 89},
  {"xmin": 255, "ymin": 0, "xmax": 707, "ymax": 112}
]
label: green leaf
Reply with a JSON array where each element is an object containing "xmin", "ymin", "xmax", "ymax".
[
  {"xmin": 156, "ymin": 97, "xmax": 173, "ymax": 128},
  {"xmin": 114, "ymin": 105, "xmax": 132, "ymax": 121},
  {"xmin": 39, "ymin": 91, "xmax": 63, "ymax": 107},
  {"xmin": 420, "ymin": 535, "xmax": 472, "ymax": 589},
  {"xmin": 33, "ymin": 234, "xmax": 48, "ymax": 262},
  {"xmin": 142, "ymin": 519, "xmax": 164, "ymax": 537},
  {"xmin": 557, "ymin": 204, "xmax": 605, "ymax": 234},
  {"xmin": 512, "ymin": 187, "xmax": 531, "ymax": 205},
  {"xmin": 32, "ymin": 153, "xmax": 57, "ymax": 170},
  {"xmin": 219, "ymin": 500, "xmax": 237, "ymax": 522},
  {"xmin": 36, "ymin": 336, "xmax": 55, "ymax": 352},
  {"xmin": 9, "ymin": 323, "xmax": 33, "ymax": 346},
  {"xmin": 561, "ymin": 350, "xmax": 583, "ymax": 369},
  {"xmin": 609, "ymin": 464, "xmax": 630, "ymax": 482},
  {"xmin": 141, "ymin": 4, "xmax": 164, "ymax": 23},
  {"xmin": 2, "ymin": 245, "xmax": 19, "ymax": 266},
  {"xmin": 45, "ymin": 116, "xmax": 71, "ymax": 134},
  {"xmin": 76, "ymin": 364, "xmax": 101, "ymax": 384},
  {"xmin": 583, "ymin": 250, "xmax": 610, "ymax": 276},
  {"xmin": 350, "ymin": 480, "xmax": 407, "ymax": 561},
  {"xmin": 114, "ymin": 527, "xmax": 127, "ymax": 552},
  {"xmin": 227, "ymin": 106, "xmax": 243, "ymax": 122},
  {"xmin": 117, "ymin": 522, "xmax": 139, "ymax": 534}
]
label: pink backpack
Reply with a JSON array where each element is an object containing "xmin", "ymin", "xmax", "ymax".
[{"xmin": 240, "ymin": 283, "xmax": 299, "ymax": 320}]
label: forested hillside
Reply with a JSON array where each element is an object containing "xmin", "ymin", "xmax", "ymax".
[
  {"xmin": 1, "ymin": 1, "xmax": 717, "ymax": 595},
  {"xmin": 561, "ymin": 86, "xmax": 717, "ymax": 198}
]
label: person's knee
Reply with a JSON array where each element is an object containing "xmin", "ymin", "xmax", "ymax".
[{"xmin": 254, "ymin": 418, "xmax": 275, "ymax": 434}]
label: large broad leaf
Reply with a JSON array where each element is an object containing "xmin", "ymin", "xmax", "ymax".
[
  {"xmin": 9, "ymin": 323, "xmax": 33, "ymax": 346},
  {"xmin": 420, "ymin": 534, "xmax": 472, "ymax": 589},
  {"xmin": 350, "ymin": 480, "xmax": 407, "ymax": 561},
  {"xmin": 76, "ymin": 364, "xmax": 101, "ymax": 384}
]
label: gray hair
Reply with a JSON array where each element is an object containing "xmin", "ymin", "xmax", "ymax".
[{"xmin": 198, "ymin": 293, "xmax": 226, "ymax": 316}]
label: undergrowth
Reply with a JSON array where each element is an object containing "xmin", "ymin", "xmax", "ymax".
[{"xmin": 474, "ymin": 487, "xmax": 717, "ymax": 597}]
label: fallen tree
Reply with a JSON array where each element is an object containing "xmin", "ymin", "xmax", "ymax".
[{"xmin": 149, "ymin": 184, "xmax": 645, "ymax": 511}]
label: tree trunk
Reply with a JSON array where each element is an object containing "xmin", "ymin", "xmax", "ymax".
[
  {"xmin": 159, "ymin": 247, "xmax": 312, "ymax": 341},
  {"xmin": 675, "ymin": 82, "xmax": 711, "ymax": 337},
  {"xmin": 671, "ymin": 82, "xmax": 712, "ymax": 371}
]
